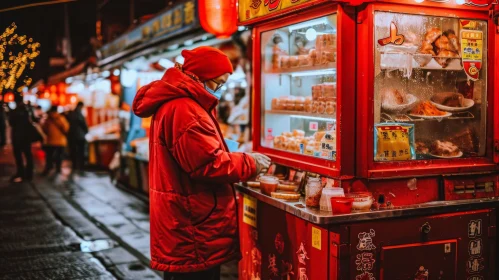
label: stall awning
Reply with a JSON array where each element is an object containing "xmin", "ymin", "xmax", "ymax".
[
  {"xmin": 46, "ymin": 61, "xmax": 86, "ymax": 85},
  {"xmin": 97, "ymin": 0, "xmax": 201, "ymax": 69}
]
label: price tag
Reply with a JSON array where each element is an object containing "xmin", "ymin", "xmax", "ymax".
[
  {"xmin": 312, "ymin": 227, "xmax": 321, "ymax": 250},
  {"xmin": 309, "ymin": 122, "xmax": 319, "ymax": 131},
  {"xmin": 243, "ymin": 195, "xmax": 257, "ymax": 227}
]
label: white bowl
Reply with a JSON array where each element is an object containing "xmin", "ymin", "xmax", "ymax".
[
  {"xmin": 382, "ymin": 94, "xmax": 419, "ymax": 114},
  {"xmin": 430, "ymin": 98, "xmax": 474, "ymax": 112}
]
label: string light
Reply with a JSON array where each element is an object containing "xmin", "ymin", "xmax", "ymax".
[{"xmin": 0, "ymin": 22, "xmax": 40, "ymax": 93}]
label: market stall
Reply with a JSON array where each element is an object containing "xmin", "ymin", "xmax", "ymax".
[
  {"xmin": 97, "ymin": 0, "xmax": 254, "ymax": 195},
  {"xmin": 236, "ymin": 0, "xmax": 499, "ymax": 279},
  {"xmin": 65, "ymin": 72, "xmax": 121, "ymax": 170}
]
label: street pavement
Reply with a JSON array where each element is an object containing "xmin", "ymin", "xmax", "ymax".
[
  {"xmin": 0, "ymin": 146, "xmax": 238, "ymax": 280},
  {"xmin": 0, "ymin": 146, "xmax": 160, "ymax": 280}
]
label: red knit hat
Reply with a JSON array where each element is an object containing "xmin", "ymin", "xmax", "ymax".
[{"xmin": 181, "ymin": 46, "xmax": 233, "ymax": 81}]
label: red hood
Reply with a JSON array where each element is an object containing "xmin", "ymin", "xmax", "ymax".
[{"xmin": 132, "ymin": 67, "xmax": 218, "ymax": 118}]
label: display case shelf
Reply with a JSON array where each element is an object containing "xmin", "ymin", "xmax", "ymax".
[
  {"xmin": 266, "ymin": 110, "xmax": 335, "ymax": 121},
  {"xmin": 267, "ymin": 62, "xmax": 336, "ymax": 76},
  {"xmin": 380, "ymin": 111, "xmax": 475, "ymax": 123}
]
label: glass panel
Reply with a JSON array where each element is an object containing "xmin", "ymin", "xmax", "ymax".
[
  {"xmin": 373, "ymin": 12, "xmax": 487, "ymax": 162},
  {"xmin": 260, "ymin": 14, "xmax": 338, "ymax": 161}
]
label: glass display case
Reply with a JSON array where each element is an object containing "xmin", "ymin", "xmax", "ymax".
[
  {"xmin": 373, "ymin": 12, "xmax": 488, "ymax": 162},
  {"xmin": 260, "ymin": 14, "xmax": 338, "ymax": 161}
]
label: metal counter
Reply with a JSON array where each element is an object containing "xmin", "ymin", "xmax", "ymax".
[{"xmin": 235, "ymin": 184, "xmax": 499, "ymax": 225}]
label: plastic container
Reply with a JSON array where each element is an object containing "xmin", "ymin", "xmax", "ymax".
[
  {"xmin": 260, "ymin": 176, "xmax": 279, "ymax": 196},
  {"xmin": 346, "ymin": 192, "xmax": 374, "ymax": 212},
  {"xmin": 320, "ymin": 187, "xmax": 344, "ymax": 212},
  {"xmin": 305, "ymin": 177, "xmax": 322, "ymax": 207},
  {"xmin": 331, "ymin": 197, "xmax": 354, "ymax": 215}
]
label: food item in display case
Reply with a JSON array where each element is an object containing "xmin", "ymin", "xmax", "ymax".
[
  {"xmin": 448, "ymin": 128, "xmax": 477, "ymax": 154},
  {"xmin": 381, "ymin": 88, "xmax": 407, "ymax": 105},
  {"xmin": 430, "ymin": 140, "xmax": 461, "ymax": 157},
  {"xmin": 280, "ymin": 56, "xmax": 290, "ymax": 69},
  {"xmin": 322, "ymin": 83, "xmax": 336, "ymax": 101},
  {"xmin": 289, "ymin": 56, "xmax": 299, "ymax": 67},
  {"xmin": 322, "ymin": 51, "xmax": 335, "ymax": 63},
  {"xmin": 418, "ymin": 27, "xmax": 460, "ymax": 68},
  {"xmin": 416, "ymin": 141, "xmax": 430, "ymax": 155},
  {"xmin": 305, "ymin": 177, "xmax": 322, "ymax": 207},
  {"xmin": 431, "ymin": 92, "xmax": 464, "ymax": 108},
  {"xmin": 435, "ymin": 50, "xmax": 459, "ymax": 68},
  {"xmin": 325, "ymin": 101, "xmax": 336, "ymax": 115},
  {"xmin": 293, "ymin": 129, "xmax": 305, "ymax": 138},
  {"xmin": 445, "ymin": 30, "xmax": 460, "ymax": 54},
  {"xmin": 374, "ymin": 123, "xmax": 415, "ymax": 161},
  {"xmin": 271, "ymin": 191, "xmax": 301, "ymax": 201},
  {"xmin": 381, "ymin": 88, "xmax": 418, "ymax": 114},
  {"xmin": 312, "ymin": 85, "xmax": 322, "ymax": 101},
  {"xmin": 309, "ymin": 49, "xmax": 317, "ymax": 64},
  {"xmin": 298, "ymin": 55, "xmax": 311, "ymax": 67},
  {"xmin": 315, "ymin": 34, "xmax": 337, "ymax": 64},
  {"xmin": 410, "ymin": 101, "xmax": 447, "ymax": 116},
  {"xmin": 295, "ymin": 96, "xmax": 305, "ymax": 111},
  {"xmin": 260, "ymin": 176, "xmax": 279, "ymax": 196},
  {"xmin": 317, "ymin": 101, "xmax": 326, "ymax": 114},
  {"xmin": 304, "ymin": 97, "xmax": 313, "ymax": 113},
  {"xmin": 285, "ymin": 96, "xmax": 296, "ymax": 110},
  {"xmin": 272, "ymin": 35, "xmax": 287, "ymax": 70}
]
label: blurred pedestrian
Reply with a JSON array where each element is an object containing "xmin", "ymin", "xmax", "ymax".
[
  {"xmin": 8, "ymin": 95, "xmax": 34, "ymax": 182},
  {"xmin": 41, "ymin": 106, "xmax": 69, "ymax": 176},
  {"xmin": 133, "ymin": 46, "xmax": 270, "ymax": 280},
  {"xmin": 0, "ymin": 101, "xmax": 6, "ymax": 147},
  {"xmin": 67, "ymin": 101, "xmax": 88, "ymax": 175}
]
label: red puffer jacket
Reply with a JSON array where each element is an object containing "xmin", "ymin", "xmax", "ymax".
[{"xmin": 132, "ymin": 67, "xmax": 256, "ymax": 272}]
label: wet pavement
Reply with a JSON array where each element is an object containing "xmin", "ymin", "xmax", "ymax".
[
  {"xmin": 0, "ymin": 147, "xmax": 160, "ymax": 280},
  {"xmin": 0, "ymin": 145, "xmax": 238, "ymax": 279}
]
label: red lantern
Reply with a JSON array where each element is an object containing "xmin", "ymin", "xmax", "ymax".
[
  {"xmin": 199, "ymin": 0, "xmax": 238, "ymax": 39},
  {"xmin": 3, "ymin": 92, "xmax": 14, "ymax": 103}
]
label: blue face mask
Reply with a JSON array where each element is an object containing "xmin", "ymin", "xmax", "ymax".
[{"xmin": 204, "ymin": 80, "xmax": 223, "ymax": 100}]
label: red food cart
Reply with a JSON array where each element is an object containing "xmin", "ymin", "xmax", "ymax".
[{"xmin": 236, "ymin": 0, "xmax": 499, "ymax": 279}]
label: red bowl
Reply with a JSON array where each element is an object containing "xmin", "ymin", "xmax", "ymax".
[{"xmin": 331, "ymin": 197, "xmax": 354, "ymax": 215}]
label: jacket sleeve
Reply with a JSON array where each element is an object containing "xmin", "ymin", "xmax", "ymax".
[
  {"xmin": 170, "ymin": 117, "xmax": 256, "ymax": 184},
  {"xmin": 59, "ymin": 116, "xmax": 70, "ymax": 133}
]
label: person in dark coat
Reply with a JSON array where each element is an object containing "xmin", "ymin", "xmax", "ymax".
[
  {"xmin": 67, "ymin": 101, "xmax": 88, "ymax": 174},
  {"xmin": 8, "ymin": 95, "xmax": 34, "ymax": 182}
]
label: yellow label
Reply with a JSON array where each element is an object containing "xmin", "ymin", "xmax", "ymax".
[
  {"xmin": 238, "ymin": 0, "xmax": 312, "ymax": 22},
  {"xmin": 243, "ymin": 195, "xmax": 257, "ymax": 227},
  {"xmin": 312, "ymin": 227, "xmax": 321, "ymax": 250},
  {"xmin": 375, "ymin": 125, "xmax": 412, "ymax": 161},
  {"xmin": 461, "ymin": 30, "xmax": 483, "ymax": 61}
]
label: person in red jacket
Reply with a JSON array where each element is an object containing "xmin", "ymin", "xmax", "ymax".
[{"xmin": 133, "ymin": 46, "xmax": 270, "ymax": 280}]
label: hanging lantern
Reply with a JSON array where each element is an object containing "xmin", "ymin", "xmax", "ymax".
[{"xmin": 199, "ymin": 0, "xmax": 238, "ymax": 39}]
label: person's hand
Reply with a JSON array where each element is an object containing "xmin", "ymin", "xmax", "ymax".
[{"xmin": 249, "ymin": 153, "xmax": 271, "ymax": 174}]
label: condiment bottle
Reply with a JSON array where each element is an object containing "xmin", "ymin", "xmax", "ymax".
[
  {"xmin": 305, "ymin": 177, "xmax": 322, "ymax": 207},
  {"xmin": 320, "ymin": 186, "xmax": 344, "ymax": 212}
]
